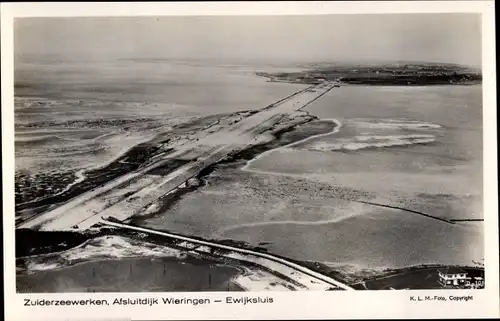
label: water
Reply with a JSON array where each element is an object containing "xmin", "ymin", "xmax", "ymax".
[
  {"xmin": 249, "ymin": 85, "xmax": 483, "ymax": 219},
  {"xmin": 17, "ymin": 257, "xmax": 244, "ymax": 293},
  {"xmin": 139, "ymin": 85, "xmax": 484, "ymax": 269},
  {"xmin": 220, "ymin": 209, "xmax": 483, "ymax": 269},
  {"xmin": 15, "ymin": 60, "xmax": 304, "ymax": 109},
  {"xmin": 16, "ymin": 58, "xmax": 484, "ymax": 269},
  {"xmin": 14, "ymin": 59, "xmax": 304, "ymax": 197}
]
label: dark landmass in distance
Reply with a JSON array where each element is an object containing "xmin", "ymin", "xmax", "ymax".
[{"xmin": 257, "ymin": 62, "xmax": 482, "ymax": 85}]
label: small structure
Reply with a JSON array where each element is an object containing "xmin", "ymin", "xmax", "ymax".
[{"xmin": 437, "ymin": 267, "xmax": 468, "ymax": 287}]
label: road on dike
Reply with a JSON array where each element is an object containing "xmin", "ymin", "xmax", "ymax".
[
  {"xmin": 102, "ymin": 219, "xmax": 354, "ymax": 291},
  {"xmin": 18, "ymin": 82, "xmax": 337, "ymax": 231}
]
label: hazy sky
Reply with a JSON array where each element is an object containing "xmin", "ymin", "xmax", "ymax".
[{"xmin": 15, "ymin": 14, "xmax": 481, "ymax": 66}]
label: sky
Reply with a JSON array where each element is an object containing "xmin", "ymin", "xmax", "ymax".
[{"xmin": 15, "ymin": 14, "xmax": 482, "ymax": 66}]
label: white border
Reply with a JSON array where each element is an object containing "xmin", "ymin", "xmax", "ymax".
[
  {"xmin": 1, "ymin": 2, "xmax": 498, "ymax": 320},
  {"xmin": 0, "ymin": 1, "xmax": 491, "ymax": 16}
]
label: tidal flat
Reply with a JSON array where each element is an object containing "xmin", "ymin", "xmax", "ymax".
[
  {"xmin": 134, "ymin": 85, "xmax": 484, "ymax": 270},
  {"xmin": 15, "ymin": 59, "xmax": 484, "ymax": 285}
]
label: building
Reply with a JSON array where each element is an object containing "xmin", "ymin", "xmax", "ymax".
[
  {"xmin": 437, "ymin": 267, "xmax": 485, "ymax": 288},
  {"xmin": 437, "ymin": 267, "xmax": 468, "ymax": 287}
]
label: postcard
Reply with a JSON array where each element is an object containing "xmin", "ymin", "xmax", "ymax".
[{"xmin": 2, "ymin": 1, "xmax": 498, "ymax": 320}]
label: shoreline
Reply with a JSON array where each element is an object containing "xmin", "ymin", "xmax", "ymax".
[
  {"xmin": 255, "ymin": 63, "xmax": 482, "ymax": 87},
  {"xmin": 16, "ymin": 232, "xmax": 310, "ymax": 292},
  {"xmin": 242, "ymin": 118, "xmax": 341, "ymax": 172},
  {"xmin": 14, "ymin": 73, "xmax": 484, "ymax": 291},
  {"xmin": 129, "ymin": 116, "xmax": 339, "ymax": 224},
  {"xmin": 16, "ymin": 229, "xmax": 484, "ymax": 291},
  {"xmin": 17, "ymin": 249, "xmax": 246, "ymax": 293},
  {"xmin": 263, "ymin": 79, "xmax": 482, "ymax": 87},
  {"xmin": 14, "ymin": 111, "xmax": 252, "ymax": 217},
  {"xmin": 261, "ymin": 77, "xmax": 482, "ymax": 87}
]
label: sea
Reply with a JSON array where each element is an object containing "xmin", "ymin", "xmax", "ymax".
[
  {"xmin": 15, "ymin": 58, "xmax": 484, "ymax": 270},
  {"xmin": 14, "ymin": 59, "xmax": 304, "ymax": 202},
  {"xmin": 219, "ymin": 84, "xmax": 484, "ymax": 269},
  {"xmin": 134, "ymin": 81, "xmax": 484, "ymax": 270}
]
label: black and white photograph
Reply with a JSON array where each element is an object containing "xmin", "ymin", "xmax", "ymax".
[
  {"xmin": 1, "ymin": 1, "xmax": 499, "ymax": 320},
  {"xmin": 2, "ymin": 3, "xmax": 498, "ymax": 319},
  {"xmin": 11, "ymin": 12, "xmax": 488, "ymax": 293}
]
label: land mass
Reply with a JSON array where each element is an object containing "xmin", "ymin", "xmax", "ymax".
[{"xmin": 257, "ymin": 62, "xmax": 482, "ymax": 85}]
